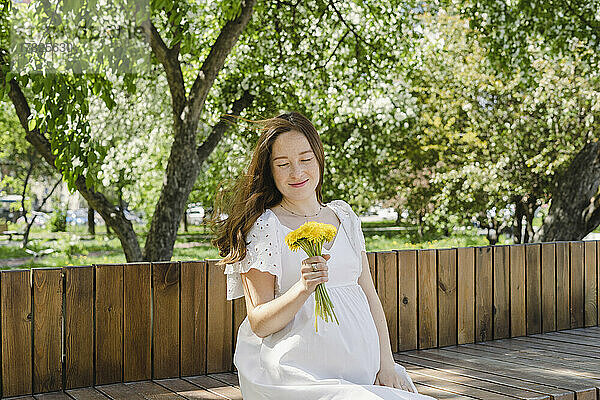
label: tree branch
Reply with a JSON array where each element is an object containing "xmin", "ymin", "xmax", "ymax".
[
  {"xmin": 140, "ymin": 19, "xmax": 186, "ymax": 126},
  {"xmin": 187, "ymin": 0, "xmax": 258, "ymax": 123},
  {"xmin": 0, "ymin": 54, "xmax": 143, "ymax": 261},
  {"xmin": 196, "ymin": 90, "xmax": 254, "ymax": 162}
]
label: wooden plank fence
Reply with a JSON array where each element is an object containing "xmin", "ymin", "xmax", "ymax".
[{"xmin": 0, "ymin": 241, "xmax": 598, "ymax": 398}]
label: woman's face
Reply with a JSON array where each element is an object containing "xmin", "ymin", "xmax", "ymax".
[{"xmin": 270, "ymin": 130, "xmax": 320, "ymax": 203}]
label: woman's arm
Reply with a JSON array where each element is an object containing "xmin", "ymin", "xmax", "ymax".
[
  {"xmin": 241, "ymin": 268, "xmax": 311, "ymax": 338},
  {"xmin": 357, "ymin": 250, "xmax": 395, "ymax": 368}
]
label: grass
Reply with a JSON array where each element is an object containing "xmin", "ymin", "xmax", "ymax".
[{"xmin": 0, "ymin": 220, "xmax": 511, "ymax": 269}]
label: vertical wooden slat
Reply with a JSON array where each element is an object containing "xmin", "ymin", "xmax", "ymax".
[
  {"xmin": 181, "ymin": 261, "xmax": 207, "ymax": 376},
  {"xmin": 95, "ymin": 264, "xmax": 124, "ymax": 385},
  {"xmin": 64, "ymin": 266, "xmax": 94, "ymax": 389},
  {"xmin": 570, "ymin": 241, "xmax": 584, "ymax": 328},
  {"xmin": 124, "ymin": 263, "xmax": 151, "ymax": 381},
  {"xmin": 32, "ymin": 268, "xmax": 63, "ymax": 393},
  {"xmin": 152, "ymin": 261, "xmax": 180, "ymax": 379},
  {"xmin": 457, "ymin": 247, "xmax": 475, "ymax": 344},
  {"xmin": 417, "ymin": 249, "xmax": 437, "ymax": 349},
  {"xmin": 584, "ymin": 241, "xmax": 598, "ymax": 327},
  {"xmin": 1, "ymin": 269, "xmax": 32, "ymax": 397},
  {"xmin": 525, "ymin": 244, "xmax": 542, "ymax": 335},
  {"xmin": 492, "ymin": 246, "xmax": 510, "ymax": 340},
  {"xmin": 376, "ymin": 251, "xmax": 398, "ymax": 353},
  {"xmin": 509, "ymin": 244, "xmax": 526, "ymax": 337},
  {"xmin": 541, "ymin": 243, "xmax": 556, "ymax": 332},
  {"xmin": 398, "ymin": 250, "xmax": 417, "ymax": 351},
  {"xmin": 206, "ymin": 259, "xmax": 233, "ymax": 373},
  {"xmin": 598, "ymin": 241, "xmax": 600, "ymax": 327},
  {"xmin": 437, "ymin": 248, "xmax": 457, "ymax": 347},
  {"xmin": 367, "ymin": 252, "xmax": 377, "ymax": 290},
  {"xmin": 475, "ymin": 246, "xmax": 492, "ymax": 342},
  {"xmin": 556, "ymin": 242, "xmax": 570, "ymax": 330}
]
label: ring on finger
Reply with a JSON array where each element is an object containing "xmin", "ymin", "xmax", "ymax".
[{"xmin": 311, "ymin": 263, "xmax": 318, "ymax": 272}]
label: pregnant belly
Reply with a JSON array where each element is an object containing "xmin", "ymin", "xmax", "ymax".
[{"xmin": 260, "ymin": 284, "xmax": 380, "ymax": 385}]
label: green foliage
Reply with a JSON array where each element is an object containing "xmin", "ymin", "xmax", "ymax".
[
  {"xmin": 377, "ymin": 11, "xmax": 600, "ymax": 236},
  {"xmin": 50, "ymin": 209, "xmax": 67, "ymax": 232},
  {"xmin": 449, "ymin": 0, "xmax": 600, "ymax": 79}
]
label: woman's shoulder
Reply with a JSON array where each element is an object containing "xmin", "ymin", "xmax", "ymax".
[
  {"xmin": 246, "ymin": 209, "xmax": 277, "ymax": 238},
  {"xmin": 328, "ymin": 199, "xmax": 357, "ymax": 219}
]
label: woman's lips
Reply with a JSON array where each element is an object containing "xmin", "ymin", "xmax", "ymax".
[{"xmin": 290, "ymin": 179, "xmax": 308, "ymax": 187}]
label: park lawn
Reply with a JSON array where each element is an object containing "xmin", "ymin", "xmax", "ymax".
[{"xmin": 1, "ymin": 221, "xmax": 511, "ymax": 269}]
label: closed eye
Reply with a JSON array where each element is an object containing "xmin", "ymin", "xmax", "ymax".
[{"xmin": 277, "ymin": 158, "xmax": 312, "ymax": 167}]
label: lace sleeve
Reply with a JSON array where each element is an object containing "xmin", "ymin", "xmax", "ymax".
[{"xmin": 223, "ymin": 212, "xmax": 282, "ymax": 301}]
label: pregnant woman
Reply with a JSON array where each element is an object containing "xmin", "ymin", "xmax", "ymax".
[{"xmin": 211, "ymin": 111, "xmax": 437, "ymax": 400}]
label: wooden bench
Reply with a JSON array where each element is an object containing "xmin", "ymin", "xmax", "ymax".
[
  {"xmin": 0, "ymin": 222, "xmax": 24, "ymax": 241},
  {"xmin": 0, "ymin": 241, "xmax": 598, "ymax": 399}
]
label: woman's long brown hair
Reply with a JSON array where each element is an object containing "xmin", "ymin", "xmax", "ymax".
[{"xmin": 209, "ymin": 111, "xmax": 326, "ymax": 268}]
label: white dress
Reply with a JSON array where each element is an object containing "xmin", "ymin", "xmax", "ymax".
[{"xmin": 224, "ymin": 200, "xmax": 437, "ymax": 400}]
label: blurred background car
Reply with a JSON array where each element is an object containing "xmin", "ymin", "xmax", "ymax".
[{"xmin": 186, "ymin": 206, "xmax": 205, "ymax": 225}]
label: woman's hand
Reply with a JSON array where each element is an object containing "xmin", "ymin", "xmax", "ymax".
[
  {"xmin": 374, "ymin": 364, "xmax": 416, "ymax": 393},
  {"xmin": 299, "ymin": 254, "xmax": 330, "ymax": 294}
]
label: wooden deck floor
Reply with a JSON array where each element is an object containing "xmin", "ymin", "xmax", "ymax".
[{"xmin": 11, "ymin": 326, "xmax": 600, "ymax": 400}]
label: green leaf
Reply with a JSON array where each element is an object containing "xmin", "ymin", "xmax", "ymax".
[{"xmin": 28, "ymin": 118, "xmax": 37, "ymax": 131}]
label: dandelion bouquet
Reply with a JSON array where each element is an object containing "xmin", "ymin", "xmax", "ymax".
[{"xmin": 284, "ymin": 221, "xmax": 340, "ymax": 332}]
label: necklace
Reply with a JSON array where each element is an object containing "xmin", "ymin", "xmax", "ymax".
[{"xmin": 279, "ymin": 202, "xmax": 323, "ymax": 219}]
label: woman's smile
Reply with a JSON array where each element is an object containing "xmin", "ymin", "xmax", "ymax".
[{"xmin": 290, "ymin": 179, "xmax": 308, "ymax": 187}]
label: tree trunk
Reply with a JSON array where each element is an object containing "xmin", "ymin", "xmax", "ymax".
[
  {"xmin": 143, "ymin": 123, "xmax": 202, "ymax": 260},
  {"xmin": 535, "ymin": 140, "xmax": 600, "ymax": 242},
  {"xmin": 2, "ymin": 1, "xmax": 257, "ymax": 262},
  {"xmin": 486, "ymin": 217, "xmax": 499, "ymax": 245},
  {"xmin": 513, "ymin": 199, "xmax": 524, "ymax": 244},
  {"xmin": 88, "ymin": 207, "xmax": 95, "ymax": 236}
]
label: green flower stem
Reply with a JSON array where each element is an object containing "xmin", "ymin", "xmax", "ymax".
[{"xmin": 299, "ymin": 241, "xmax": 339, "ymax": 332}]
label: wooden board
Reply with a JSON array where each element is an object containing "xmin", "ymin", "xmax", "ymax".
[
  {"xmin": 556, "ymin": 242, "xmax": 570, "ymax": 330},
  {"xmin": 124, "ymin": 262, "xmax": 152, "ymax": 381},
  {"xmin": 397, "ymin": 350, "xmax": 573, "ymax": 400},
  {"xmin": 398, "ymin": 250, "xmax": 417, "ymax": 351},
  {"xmin": 396, "ymin": 353, "xmax": 552, "ymax": 399},
  {"xmin": 457, "ymin": 247, "xmax": 475, "ymax": 344},
  {"xmin": 206, "ymin": 259, "xmax": 233, "ymax": 373},
  {"xmin": 492, "ymin": 246, "xmax": 510, "ymax": 340},
  {"xmin": 1, "ymin": 269, "xmax": 32, "ymax": 397},
  {"xmin": 437, "ymin": 248, "xmax": 457, "ymax": 347},
  {"xmin": 95, "ymin": 264, "xmax": 124, "ymax": 385},
  {"xmin": 475, "ymin": 246, "xmax": 492, "ymax": 342},
  {"xmin": 376, "ymin": 251, "xmax": 398, "ymax": 353},
  {"xmin": 181, "ymin": 261, "xmax": 207, "ymax": 376},
  {"xmin": 152, "ymin": 261, "xmax": 180, "ymax": 379},
  {"xmin": 510, "ymin": 244, "xmax": 526, "ymax": 337},
  {"xmin": 540, "ymin": 243, "xmax": 556, "ymax": 333},
  {"xmin": 64, "ymin": 266, "xmax": 94, "ymax": 389},
  {"xmin": 525, "ymin": 244, "xmax": 542, "ymax": 335},
  {"xmin": 418, "ymin": 249, "xmax": 437, "ymax": 349},
  {"xmin": 570, "ymin": 242, "xmax": 584, "ymax": 328},
  {"xmin": 32, "ymin": 268, "xmax": 63, "ymax": 393},
  {"xmin": 155, "ymin": 377, "xmax": 226, "ymax": 399},
  {"xmin": 185, "ymin": 375, "xmax": 243, "ymax": 399},
  {"xmin": 584, "ymin": 241, "xmax": 597, "ymax": 327}
]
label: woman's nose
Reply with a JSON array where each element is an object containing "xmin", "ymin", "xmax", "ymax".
[{"xmin": 289, "ymin": 162, "xmax": 303, "ymax": 177}]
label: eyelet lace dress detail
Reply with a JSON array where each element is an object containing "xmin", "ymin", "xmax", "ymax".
[{"xmin": 224, "ymin": 212, "xmax": 282, "ymax": 301}]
